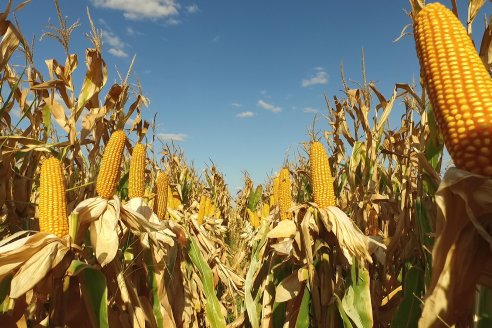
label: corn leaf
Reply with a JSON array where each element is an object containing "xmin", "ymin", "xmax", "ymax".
[
  {"xmin": 295, "ymin": 285, "xmax": 311, "ymax": 328},
  {"xmin": 68, "ymin": 260, "xmax": 109, "ymax": 328},
  {"xmin": 391, "ymin": 264, "xmax": 424, "ymax": 328},
  {"xmin": 187, "ymin": 237, "xmax": 226, "ymax": 328}
]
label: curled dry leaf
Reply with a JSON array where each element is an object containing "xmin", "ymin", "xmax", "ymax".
[
  {"xmin": 420, "ymin": 168, "xmax": 492, "ymax": 327},
  {"xmin": 0, "ymin": 232, "xmax": 70, "ymax": 298},
  {"xmin": 317, "ymin": 206, "xmax": 386, "ymax": 264}
]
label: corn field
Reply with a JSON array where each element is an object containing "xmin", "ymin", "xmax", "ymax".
[{"xmin": 1, "ymin": 0, "xmax": 492, "ymax": 327}]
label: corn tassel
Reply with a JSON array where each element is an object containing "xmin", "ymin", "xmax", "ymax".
[
  {"xmin": 414, "ymin": 3, "xmax": 492, "ymax": 176},
  {"xmin": 96, "ymin": 130, "xmax": 126, "ymax": 199},
  {"xmin": 39, "ymin": 158, "xmax": 69, "ymax": 237}
]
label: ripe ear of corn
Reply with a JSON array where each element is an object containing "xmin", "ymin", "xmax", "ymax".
[
  {"xmin": 278, "ymin": 168, "xmax": 292, "ymax": 220},
  {"xmin": 247, "ymin": 208, "xmax": 259, "ymax": 228},
  {"xmin": 39, "ymin": 158, "xmax": 69, "ymax": 237},
  {"xmin": 272, "ymin": 176, "xmax": 280, "ymax": 206},
  {"xmin": 96, "ymin": 130, "xmax": 127, "ymax": 199},
  {"xmin": 261, "ymin": 203, "xmax": 270, "ymax": 219},
  {"xmin": 310, "ymin": 141, "xmax": 336, "ymax": 207},
  {"xmin": 154, "ymin": 171, "xmax": 169, "ymax": 220},
  {"xmin": 128, "ymin": 143, "xmax": 146, "ymax": 199},
  {"xmin": 414, "ymin": 3, "xmax": 492, "ymax": 176},
  {"xmin": 197, "ymin": 195, "xmax": 206, "ymax": 224}
]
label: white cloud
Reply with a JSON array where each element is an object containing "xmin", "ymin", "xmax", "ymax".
[
  {"xmin": 101, "ymin": 30, "xmax": 129, "ymax": 57},
  {"xmin": 231, "ymin": 103, "xmax": 243, "ymax": 108},
  {"xmin": 91, "ymin": 0, "xmax": 179, "ymax": 20},
  {"xmin": 257, "ymin": 100, "xmax": 282, "ymax": 113},
  {"xmin": 302, "ymin": 70, "xmax": 328, "ymax": 87},
  {"xmin": 126, "ymin": 27, "xmax": 142, "ymax": 36},
  {"xmin": 108, "ymin": 48, "xmax": 129, "ymax": 58},
  {"xmin": 102, "ymin": 30, "xmax": 126, "ymax": 48},
  {"xmin": 157, "ymin": 133, "xmax": 187, "ymax": 141},
  {"xmin": 236, "ymin": 111, "xmax": 254, "ymax": 118},
  {"xmin": 186, "ymin": 4, "xmax": 199, "ymax": 14},
  {"xmin": 166, "ymin": 18, "xmax": 181, "ymax": 25},
  {"xmin": 303, "ymin": 107, "xmax": 318, "ymax": 113}
]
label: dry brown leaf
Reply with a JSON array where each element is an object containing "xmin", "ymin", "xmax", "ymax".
[
  {"xmin": 274, "ymin": 269, "xmax": 303, "ymax": 303},
  {"xmin": 90, "ymin": 202, "xmax": 120, "ymax": 267},
  {"xmin": 420, "ymin": 168, "xmax": 492, "ymax": 327}
]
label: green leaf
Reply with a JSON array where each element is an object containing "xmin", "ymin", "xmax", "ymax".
[
  {"xmin": 145, "ymin": 251, "xmax": 163, "ymax": 328},
  {"xmin": 336, "ymin": 295, "xmax": 354, "ymax": 328},
  {"xmin": 295, "ymin": 285, "xmax": 311, "ymax": 328},
  {"xmin": 187, "ymin": 237, "xmax": 226, "ymax": 328},
  {"xmin": 42, "ymin": 103, "xmax": 52, "ymax": 136},
  {"xmin": 341, "ymin": 262, "xmax": 373, "ymax": 328},
  {"xmin": 244, "ymin": 224, "xmax": 269, "ymax": 328},
  {"xmin": 68, "ymin": 260, "xmax": 109, "ymax": 328},
  {"xmin": 391, "ymin": 264, "xmax": 424, "ymax": 328},
  {"xmin": 0, "ymin": 275, "xmax": 12, "ymax": 313},
  {"xmin": 477, "ymin": 287, "xmax": 492, "ymax": 328}
]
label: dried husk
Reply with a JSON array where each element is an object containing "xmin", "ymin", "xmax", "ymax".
[{"xmin": 420, "ymin": 168, "xmax": 492, "ymax": 327}]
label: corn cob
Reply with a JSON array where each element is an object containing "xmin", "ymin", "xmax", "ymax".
[
  {"xmin": 278, "ymin": 168, "xmax": 292, "ymax": 220},
  {"xmin": 96, "ymin": 130, "xmax": 126, "ymax": 199},
  {"xmin": 247, "ymin": 208, "xmax": 259, "ymax": 228},
  {"xmin": 128, "ymin": 143, "xmax": 146, "ymax": 199},
  {"xmin": 261, "ymin": 203, "xmax": 270, "ymax": 219},
  {"xmin": 197, "ymin": 195, "xmax": 206, "ymax": 224},
  {"xmin": 154, "ymin": 171, "xmax": 169, "ymax": 220},
  {"xmin": 310, "ymin": 141, "xmax": 336, "ymax": 207},
  {"xmin": 414, "ymin": 3, "xmax": 492, "ymax": 176},
  {"xmin": 172, "ymin": 190, "xmax": 182, "ymax": 209},
  {"xmin": 39, "ymin": 158, "xmax": 69, "ymax": 237},
  {"xmin": 272, "ymin": 176, "xmax": 280, "ymax": 206}
]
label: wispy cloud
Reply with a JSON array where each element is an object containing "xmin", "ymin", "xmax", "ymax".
[
  {"xmin": 186, "ymin": 4, "xmax": 199, "ymax": 14},
  {"xmin": 126, "ymin": 26, "xmax": 143, "ymax": 36},
  {"xmin": 102, "ymin": 30, "xmax": 129, "ymax": 57},
  {"xmin": 108, "ymin": 48, "xmax": 129, "ymax": 58},
  {"xmin": 236, "ymin": 111, "xmax": 254, "ymax": 118},
  {"xmin": 302, "ymin": 70, "xmax": 328, "ymax": 87},
  {"xmin": 231, "ymin": 102, "xmax": 243, "ymax": 108},
  {"xmin": 258, "ymin": 100, "xmax": 282, "ymax": 113},
  {"xmin": 166, "ymin": 18, "xmax": 181, "ymax": 25},
  {"xmin": 91, "ymin": 0, "xmax": 179, "ymax": 20},
  {"xmin": 212, "ymin": 35, "xmax": 220, "ymax": 43},
  {"xmin": 157, "ymin": 133, "xmax": 187, "ymax": 142},
  {"xmin": 303, "ymin": 107, "xmax": 319, "ymax": 113}
]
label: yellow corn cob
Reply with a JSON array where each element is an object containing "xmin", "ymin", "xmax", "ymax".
[
  {"xmin": 167, "ymin": 185, "xmax": 173, "ymax": 207},
  {"xmin": 96, "ymin": 130, "xmax": 126, "ymax": 199},
  {"xmin": 39, "ymin": 158, "xmax": 69, "ymax": 237},
  {"xmin": 247, "ymin": 208, "xmax": 259, "ymax": 228},
  {"xmin": 261, "ymin": 203, "xmax": 270, "ymax": 219},
  {"xmin": 414, "ymin": 3, "xmax": 492, "ymax": 176},
  {"xmin": 272, "ymin": 176, "xmax": 280, "ymax": 206},
  {"xmin": 154, "ymin": 171, "xmax": 169, "ymax": 220},
  {"xmin": 197, "ymin": 195, "xmax": 206, "ymax": 224},
  {"xmin": 128, "ymin": 143, "xmax": 146, "ymax": 199},
  {"xmin": 310, "ymin": 141, "xmax": 336, "ymax": 207},
  {"xmin": 172, "ymin": 191, "xmax": 181, "ymax": 209},
  {"xmin": 278, "ymin": 168, "xmax": 292, "ymax": 220},
  {"xmin": 207, "ymin": 203, "xmax": 216, "ymax": 218},
  {"xmin": 204, "ymin": 196, "xmax": 211, "ymax": 219}
]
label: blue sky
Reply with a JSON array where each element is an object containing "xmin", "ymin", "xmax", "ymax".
[{"xmin": 10, "ymin": 0, "xmax": 491, "ymax": 192}]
